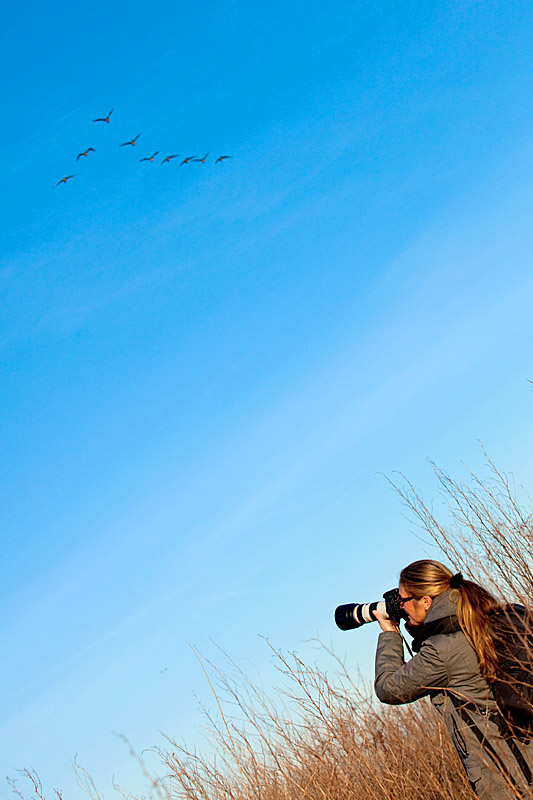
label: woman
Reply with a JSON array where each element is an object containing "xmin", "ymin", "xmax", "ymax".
[{"xmin": 374, "ymin": 559, "xmax": 533, "ymax": 799}]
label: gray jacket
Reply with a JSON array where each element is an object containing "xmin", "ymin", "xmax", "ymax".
[{"xmin": 375, "ymin": 590, "xmax": 533, "ymax": 798}]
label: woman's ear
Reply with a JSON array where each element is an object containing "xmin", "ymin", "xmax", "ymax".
[{"xmin": 423, "ymin": 596, "xmax": 433, "ymax": 611}]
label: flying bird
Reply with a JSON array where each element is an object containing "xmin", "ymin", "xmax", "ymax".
[
  {"xmin": 139, "ymin": 151, "xmax": 159, "ymax": 163},
  {"xmin": 180, "ymin": 155, "xmax": 197, "ymax": 166},
  {"xmin": 77, "ymin": 148, "xmax": 95, "ymax": 161},
  {"xmin": 160, "ymin": 154, "xmax": 180, "ymax": 164},
  {"xmin": 192, "ymin": 152, "xmax": 209, "ymax": 164},
  {"xmin": 120, "ymin": 133, "xmax": 142, "ymax": 147},
  {"xmin": 55, "ymin": 175, "xmax": 76, "ymax": 186},
  {"xmin": 215, "ymin": 155, "xmax": 232, "ymax": 164},
  {"xmin": 93, "ymin": 109, "xmax": 113, "ymax": 123}
]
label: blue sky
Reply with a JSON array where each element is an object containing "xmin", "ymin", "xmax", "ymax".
[{"xmin": 2, "ymin": 0, "xmax": 533, "ymax": 795}]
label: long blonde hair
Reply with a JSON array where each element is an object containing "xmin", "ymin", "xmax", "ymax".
[{"xmin": 400, "ymin": 559, "xmax": 502, "ymax": 680}]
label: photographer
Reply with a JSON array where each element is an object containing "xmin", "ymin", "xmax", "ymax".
[{"xmin": 374, "ymin": 559, "xmax": 533, "ymax": 799}]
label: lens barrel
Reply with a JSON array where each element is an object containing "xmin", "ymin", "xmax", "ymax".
[{"xmin": 334, "ymin": 600, "xmax": 387, "ymax": 630}]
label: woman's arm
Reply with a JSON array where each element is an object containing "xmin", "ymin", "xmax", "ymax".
[{"xmin": 375, "ymin": 632, "xmax": 449, "ymax": 704}]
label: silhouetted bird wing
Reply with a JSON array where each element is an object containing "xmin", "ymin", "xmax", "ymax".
[
  {"xmin": 161, "ymin": 154, "xmax": 180, "ymax": 163},
  {"xmin": 180, "ymin": 155, "xmax": 197, "ymax": 165},
  {"xmin": 76, "ymin": 148, "xmax": 95, "ymax": 160},
  {"xmin": 120, "ymin": 134, "xmax": 142, "ymax": 147},
  {"xmin": 93, "ymin": 109, "xmax": 113, "ymax": 123},
  {"xmin": 55, "ymin": 175, "xmax": 75, "ymax": 186},
  {"xmin": 215, "ymin": 155, "xmax": 232, "ymax": 163},
  {"xmin": 139, "ymin": 151, "xmax": 159, "ymax": 162}
]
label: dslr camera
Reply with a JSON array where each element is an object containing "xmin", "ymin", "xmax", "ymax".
[{"xmin": 335, "ymin": 588, "xmax": 407, "ymax": 630}]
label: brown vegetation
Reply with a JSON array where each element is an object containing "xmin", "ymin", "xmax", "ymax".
[
  {"xmin": 392, "ymin": 452, "xmax": 533, "ymax": 605},
  {"xmin": 154, "ymin": 643, "xmax": 475, "ymax": 800}
]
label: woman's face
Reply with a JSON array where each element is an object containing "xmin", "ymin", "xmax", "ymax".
[{"xmin": 398, "ymin": 581, "xmax": 432, "ymax": 626}]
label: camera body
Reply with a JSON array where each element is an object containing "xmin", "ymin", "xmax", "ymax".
[{"xmin": 335, "ymin": 588, "xmax": 407, "ymax": 630}]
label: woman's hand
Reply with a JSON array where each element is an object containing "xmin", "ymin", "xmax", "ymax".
[{"xmin": 374, "ymin": 610, "xmax": 400, "ymax": 633}]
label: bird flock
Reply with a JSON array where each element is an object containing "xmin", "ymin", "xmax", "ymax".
[{"xmin": 55, "ymin": 108, "xmax": 233, "ymax": 186}]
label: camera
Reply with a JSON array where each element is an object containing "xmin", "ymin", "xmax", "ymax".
[{"xmin": 335, "ymin": 588, "xmax": 407, "ymax": 630}]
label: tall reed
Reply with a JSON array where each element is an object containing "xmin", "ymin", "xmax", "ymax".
[{"xmin": 156, "ymin": 643, "xmax": 474, "ymax": 800}]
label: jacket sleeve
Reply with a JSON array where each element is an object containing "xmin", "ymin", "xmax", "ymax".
[{"xmin": 374, "ymin": 631, "xmax": 449, "ymax": 704}]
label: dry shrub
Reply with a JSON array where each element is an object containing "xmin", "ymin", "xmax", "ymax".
[
  {"xmin": 155, "ymin": 643, "xmax": 474, "ymax": 800},
  {"xmin": 392, "ymin": 452, "xmax": 533, "ymax": 604}
]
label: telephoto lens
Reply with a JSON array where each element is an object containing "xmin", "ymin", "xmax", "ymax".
[
  {"xmin": 335, "ymin": 589, "xmax": 404, "ymax": 630},
  {"xmin": 335, "ymin": 600, "xmax": 387, "ymax": 630}
]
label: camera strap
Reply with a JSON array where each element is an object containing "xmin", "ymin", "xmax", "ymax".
[{"xmin": 400, "ymin": 629, "xmax": 413, "ymax": 658}]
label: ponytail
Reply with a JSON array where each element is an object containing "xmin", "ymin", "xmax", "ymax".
[
  {"xmin": 452, "ymin": 576, "xmax": 501, "ymax": 680},
  {"xmin": 400, "ymin": 559, "xmax": 502, "ymax": 680}
]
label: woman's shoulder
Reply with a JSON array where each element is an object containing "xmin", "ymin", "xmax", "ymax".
[
  {"xmin": 423, "ymin": 629, "xmax": 494, "ymax": 705},
  {"xmin": 423, "ymin": 628, "xmax": 469, "ymax": 655},
  {"xmin": 419, "ymin": 625, "xmax": 480, "ymax": 676},
  {"xmin": 410, "ymin": 612, "xmax": 462, "ymax": 652},
  {"xmin": 419, "ymin": 627, "xmax": 469, "ymax": 659}
]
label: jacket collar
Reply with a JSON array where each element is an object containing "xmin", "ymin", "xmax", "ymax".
[{"xmin": 410, "ymin": 589, "xmax": 462, "ymax": 652}]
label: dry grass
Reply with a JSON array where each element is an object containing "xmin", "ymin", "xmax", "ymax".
[
  {"xmin": 391, "ymin": 451, "xmax": 533, "ymax": 605},
  {"xmin": 153, "ymin": 643, "xmax": 474, "ymax": 800}
]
